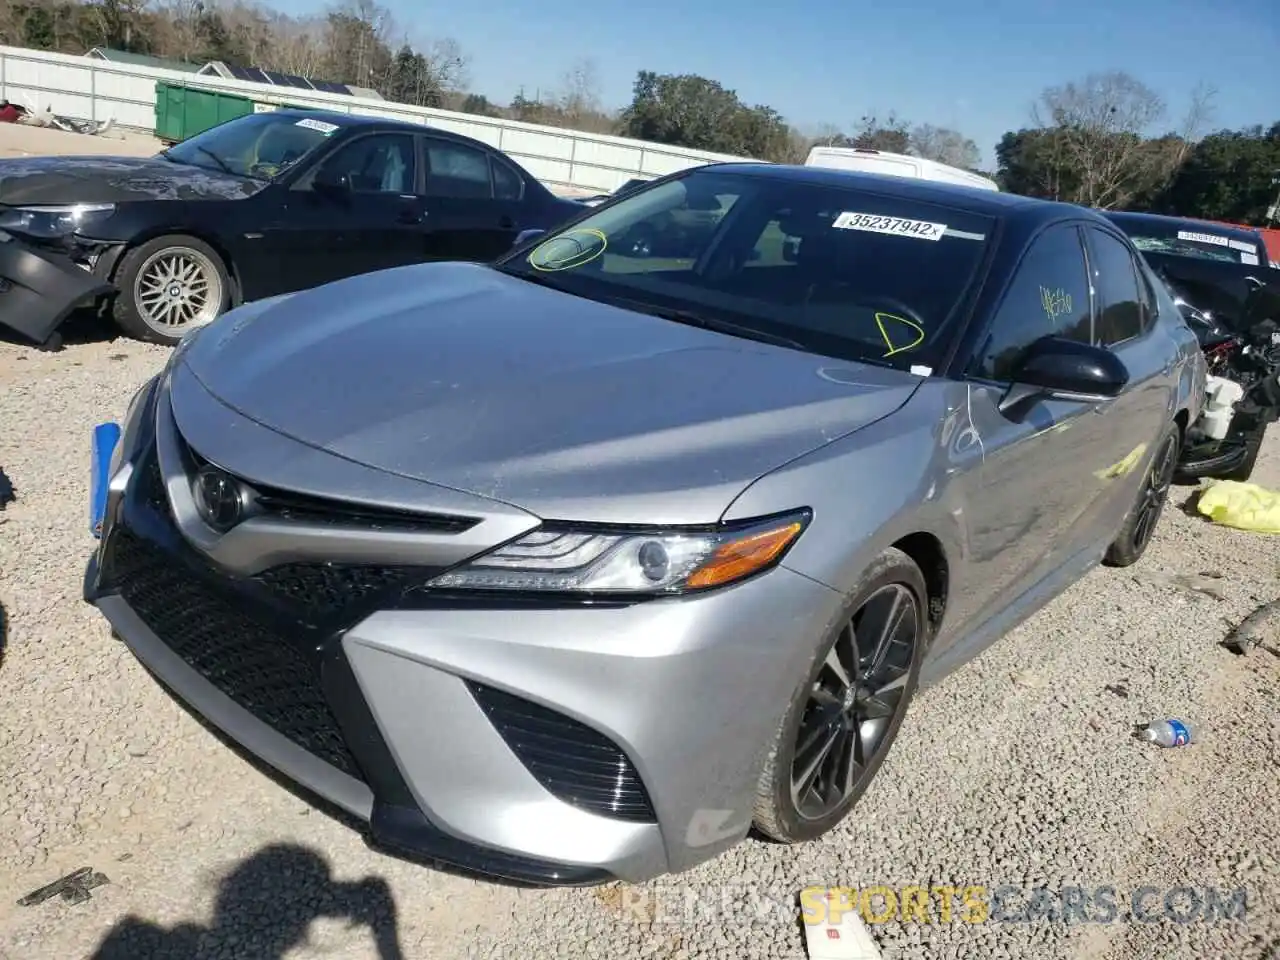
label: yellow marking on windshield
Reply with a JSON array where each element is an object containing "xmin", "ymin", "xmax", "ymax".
[
  {"xmin": 875, "ymin": 312, "xmax": 926, "ymax": 357},
  {"xmin": 1040, "ymin": 286, "xmax": 1073, "ymax": 325},
  {"xmin": 529, "ymin": 228, "xmax": 608, "ymax": 272}
]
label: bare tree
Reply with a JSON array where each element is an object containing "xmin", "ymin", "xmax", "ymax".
[
  {"xmin": 1032, "ymin": 70, "xmax": 1191, "ymax": 209},
  {"xmin": 157, "ymin": 0, "xmax": 207, "ymax": 62},
  {"xmin": 556, "ymin": 57, "xmax": 601, "ymax": 124},
  {"xmin": 909, "ymin": 123, "xmax": 980, "ymax": 170},
  {"xmin": 270, "ymin": 16, "xmax": 326, "ymax": 76}
]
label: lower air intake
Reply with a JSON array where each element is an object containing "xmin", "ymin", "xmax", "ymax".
[{"xmin": 465, "ymin": 681, "xmax": 656, "ymax": 823}]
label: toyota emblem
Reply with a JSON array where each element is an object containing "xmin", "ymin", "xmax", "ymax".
[{"xmin": 193, "ymin": 465, "xmax": 244, "ymax": 531}]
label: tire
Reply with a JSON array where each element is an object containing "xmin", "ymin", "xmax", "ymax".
[
  {"xmin": 1103, "ymin": 420, "xmax": 1181, "ymax": 567},
  {"xmin": 752, "ymin": 546, "xmax": 928, "ymax": 844},
  {"xmin": 110, "ymin": 234, "xmax": 232, "ymax": 346}
]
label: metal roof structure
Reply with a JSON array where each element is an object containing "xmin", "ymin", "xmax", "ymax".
[{"xmin": 196, "ymin": 61, "xmax": 381, "ymax": 99}]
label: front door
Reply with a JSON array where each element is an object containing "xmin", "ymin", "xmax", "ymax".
[
  {"xmin": 419, "ymin": 136, "xmax": 523, "ymax": 262},
  {"xmin": 302, "ymin": 130, "xmax": 427, "ymax": 281},
  {"xmin": 943, "ymin": 222, "xmax": 1117, "ymax": 641}
]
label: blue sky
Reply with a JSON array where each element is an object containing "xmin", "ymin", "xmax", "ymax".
[{"xmin": 280, "ymin": 0, "xmax": 1278, "ymax": 168}]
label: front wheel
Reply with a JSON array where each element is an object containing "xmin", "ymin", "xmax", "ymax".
[
  {"xmin": 752, "ymin": 546, "xmax": 927, "ymax": 844},
  {"xmin": 111, "ymin": 234, "xmax": 231, "ymax": 345},
  {"xmin": 1103, "ymin": 421, "xmax": 1180, "ymax": 567}
]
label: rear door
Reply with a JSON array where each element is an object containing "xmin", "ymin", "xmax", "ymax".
[
  {"xmin": 419, "ymin": 136, "xmax": 523, "ymax": 262},
  {"xmin": 1078, "ymin": 224, "xmax": 1180, "ymax": 535},
  {"xmin": 948, "ymin": 222, "xmax": 1117, "ymax": 636}
]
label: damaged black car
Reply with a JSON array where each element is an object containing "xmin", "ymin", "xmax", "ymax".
[
  {"xmin": 0, "ymin": 108, "xmax": 583, "ymax": 347},
  {"xmin": 1106, "ymin": 211, "xmax": 1280, "ymax": 483}
]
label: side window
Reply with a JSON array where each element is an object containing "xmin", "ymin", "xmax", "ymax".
[
  {"xmin": 971, "ymin": 225, "xmax": 1092, "ymax": 382},
  {"xmin": 317, "ymin": 134, "xmax": 415, "ymax": 194},
  {"xmin": 1088, "ymin": 229, "xmax": 1144, "ymax": 346},
  {"xmin": 492, "ymin": 158, "xmax": 523, "ymax": 201},
  {"xmin": 425, "ymin": 140, "xmax": 493, "ymax": 199}
]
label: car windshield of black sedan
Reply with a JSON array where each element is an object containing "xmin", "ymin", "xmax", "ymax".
[
  {"xmin": 163, "ymin": 112, "xmax": 340, "ymax": 180},
  {"xmin": 496, "ymin": 170, "xmax": 995, "ymax": 369}
]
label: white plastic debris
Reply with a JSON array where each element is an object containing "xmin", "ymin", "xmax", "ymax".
[{"xmin": 802, "ymin": 890, "xmax": 882, "ymax": 960}]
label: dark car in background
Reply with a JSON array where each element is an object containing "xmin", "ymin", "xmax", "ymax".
[
  {"xmin": 1102, "ymin": 211, "xmax": 1279, "ymax": 337},
  {"xmin": 0, "ymin": 109, "xmax": 583, "ymax": 347}
]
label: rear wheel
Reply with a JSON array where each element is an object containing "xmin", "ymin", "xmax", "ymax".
[
  {"xmin": 752, "ymin": 547, "xmax": 927, "ymax": 844},
  {"xmin": 1103, "ymin": 421, "xmax": 1180, "ymax": 567},
  {"xmin": 111, "ymin": 234, "xmax": 231, "ymax": 345}
]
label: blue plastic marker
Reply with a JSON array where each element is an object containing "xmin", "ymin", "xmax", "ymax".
[{"xmin": 90, "ymin": 421, "xmax": 121, "ymax": 539}]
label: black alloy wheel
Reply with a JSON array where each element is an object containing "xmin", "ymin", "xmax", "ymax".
[
  {"xmin": 1104, "ymin": 421, "xmax": 1181, "ymax": 567},
  {"xmin": 752, "ymin": 546, "xmax": 927, "ymax": 844},
  {"xmin": 791, "ymin": 584, "xmax": 919, "ymax": 820}
]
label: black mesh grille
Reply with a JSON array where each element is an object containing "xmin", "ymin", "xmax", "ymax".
[
  {"xmin": 253, "ymin": 564, "xmax": 430, "ymax": 618},
  {"xmin": 105, "ymin": 528, "xmax": 365, "ymax": 781},
  {"xmin": 466, "ymin": 681, "xmax": 655, "ymax": 823}
]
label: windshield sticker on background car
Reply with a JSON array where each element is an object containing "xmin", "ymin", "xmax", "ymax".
[
  {"xmin": 1241, "ymin": 252, "xmax": 1260, "ymax": 266},
  {"xmin": 1176, "ymin": 229, "xmax": 1230, "ymax": 247},
  {"xmin": 1040, "ymin": 286, "xmax": 1073, "ymax": 325},
  {"xmin": 831, "ymin": 212, "xmax": 947, "ymax": 241},
  {"xmin": 529, "ymin": 228, "xmax": 608, "ymax": 271},
  {"xmin": 295, "ymin": 118, "xmax": 339, "ymax": 135},
  {"xmin": 874, "ymin": 312, "xmax": 925, "ymax": 357}
]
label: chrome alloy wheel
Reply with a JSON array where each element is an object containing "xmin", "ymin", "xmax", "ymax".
[{"xmin": 132, "ymin": 246, "xmax": 224, "ymax": 335}]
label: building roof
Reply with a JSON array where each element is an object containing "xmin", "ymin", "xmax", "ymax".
[{"xmin": 85, "ymin": 47, "xmax": 204, "ymax": 74}]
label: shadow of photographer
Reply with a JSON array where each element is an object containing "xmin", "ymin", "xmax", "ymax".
[{"xmin": 91, "ymin": 842, "xmax": 405, "ymax": 959}]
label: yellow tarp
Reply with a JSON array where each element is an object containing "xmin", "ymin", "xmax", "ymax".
[{"xmin": 1196, "ymin": 480, "xmax": 1280, "ymax": 534}]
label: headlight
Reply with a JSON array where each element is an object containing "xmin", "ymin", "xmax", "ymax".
[
  {"xmin": 428, "ymin": 510, "xmax": 810, "ymax": 596},
  {"xmin": 0, "ymin": 203, "xmax": 115, "ymax": 238}
]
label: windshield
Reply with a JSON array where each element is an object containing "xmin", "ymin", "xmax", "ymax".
[
  {"xmin": 494, "ymin": 170, "xmax": 996, "ymax": 369},
  {"xmin": 162, "ymin": 112, "xmax": 342, "ymax": 180},
  {"xmin": 1123, "ymin": 225, "xmax": 1264, "ymax": 267}
]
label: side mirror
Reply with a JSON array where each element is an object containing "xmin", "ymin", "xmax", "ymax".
[
  {"xmin": 998, "ymin": 335, "xmax": 1129, "ymax": 414},
  {"xmin": 513, "ymin": 228, "xmax": 545, "ymax": 248},
  {"xmin": 313, "ymin": 167, "xmax": 350, "ymax": 196}
]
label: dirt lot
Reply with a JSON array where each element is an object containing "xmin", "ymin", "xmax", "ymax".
[{"xmin": 0, "ymin": 125, "xmax": 1278, "ymax": 960}]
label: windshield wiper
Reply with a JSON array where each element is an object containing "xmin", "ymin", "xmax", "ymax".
[
  {"xmin": 613, "ymin": 299, "xmax": 808, "ymax": 351},
  {"xmin": 193, "ymin": 146, "xmax": 237, "ymax": 176}
]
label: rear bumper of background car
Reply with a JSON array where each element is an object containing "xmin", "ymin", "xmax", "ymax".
[
  {"xmin": 84, "ymin": 420, "xmax": 844, "ymax": 885},
  {"xmin": 0, "ymin": 231, "xmax": 116, "ymax": 344}
]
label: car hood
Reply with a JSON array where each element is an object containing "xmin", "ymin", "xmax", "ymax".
[
  {"xmin": 180, "ymin": 262, "xmax": 922, "ymax": 524},
  {"xmin": 0, "ymin": 155, "xmax": 263, "ymax": 205}
]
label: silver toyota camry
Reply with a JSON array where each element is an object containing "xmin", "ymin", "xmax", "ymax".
[{"xmin": 85, "ymin": 164, "xmax": 1206, "ymax": 886}]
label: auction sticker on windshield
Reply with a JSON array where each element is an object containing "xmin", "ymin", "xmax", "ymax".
[
  {"xmin": 295, "ymin": 118, "xmax": 339, "ymax": 134},
  {"xmin": 1177, "ymin": 229, "xmax": 1231, "ymax": 247},
  {"xmin": 832, "ymin": 212, "xmax": 947, "ymax": 241}
]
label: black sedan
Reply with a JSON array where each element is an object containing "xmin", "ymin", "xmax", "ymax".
[
  {"xmin": 0, "ymin": 109, "xmax": 584, "ymax": 346},
  {"xmin": 1102, "ymin": 210, "xmax": 1280, "ymax": 337}
]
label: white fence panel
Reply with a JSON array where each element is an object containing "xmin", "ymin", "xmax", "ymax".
[{"xmin": 0, "ymin": 45, "xmax": 762, "ymax": 192}]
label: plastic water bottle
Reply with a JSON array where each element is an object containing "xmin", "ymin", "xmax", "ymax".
[{"xmin": 1142, "ymin": 719, "xmax": 1196, "ymax": 747}]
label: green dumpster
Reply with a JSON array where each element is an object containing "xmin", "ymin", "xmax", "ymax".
[{"xmin": 153, "ymin": 82, "xmax": 254, "ymax": 142}]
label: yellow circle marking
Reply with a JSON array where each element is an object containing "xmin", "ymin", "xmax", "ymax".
[{"xmin": 529, "ymin": 228, "xmax": 608, "ymax": 272}]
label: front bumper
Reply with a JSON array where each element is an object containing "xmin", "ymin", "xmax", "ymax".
[
  {"xmin": 0, "ymin": 231, "xmax": 115, "ymax": 344},
  {"xmin": 84, "ymin": 383, "xmax": 843, "ymax": 885}
]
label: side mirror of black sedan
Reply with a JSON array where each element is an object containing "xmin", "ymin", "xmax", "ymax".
[
  {"xmin": 998, "ymin": 335, "xmax": 1130, "ymax": 414},
  {"xmin": 313, "ymin": 168, "xmax": 351, "ymax": 196},
  {"xmin": 512, "ymin": 228, "xmax": 545, "ymax": 249}
]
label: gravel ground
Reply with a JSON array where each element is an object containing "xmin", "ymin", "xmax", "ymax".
[{"xmin": 2, "ymin": 315, "xmax": 1279, "ymax": 960}]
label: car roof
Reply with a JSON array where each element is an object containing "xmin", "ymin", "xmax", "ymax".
[
  {"xmin": 268, "ymin": 108, "xmax": 429, "ymax": 134},
  {"xmin": 699, "ymin": 162, "xmax": 1101, "ymax": 227},
  {"xmin": 1102, "ymin": 209, "xmax": 1264, "ymax": 244}
]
